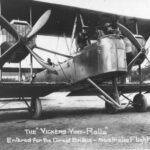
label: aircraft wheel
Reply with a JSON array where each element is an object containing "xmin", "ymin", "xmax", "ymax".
[
  {"xmin": 133, "ymin": 94, "xmax": 148, "ymax": 112},
  {"xmin": 30, "ymin": 98, "xmax": 42, "ymax": 119},
  {"xmin": 105, "ymin": 102, "xmax": 117, "ymax": 114}
]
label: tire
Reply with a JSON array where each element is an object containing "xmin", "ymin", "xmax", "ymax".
[
  {"xmin": 30, "ymin": 98, "xmax": 42, "ymax": 119},
  {"xmin": 133, "ymin": 94, "xmax": 148, "ymax": 112},
  {"xmin": 105, "ymin": 102, "xmax": 117, "ymax": 114}
]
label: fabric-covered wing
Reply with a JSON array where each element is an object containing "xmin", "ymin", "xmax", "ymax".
[{"xmin": 1, "ymin": 0, "xmax": 150, "ymax": 39}]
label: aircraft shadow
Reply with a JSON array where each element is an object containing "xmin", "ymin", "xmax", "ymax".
[
  {"xmin": 0, "ymin": 111, "xmax": 30, "ymax": 123},
  {"xmin": 0, "ymin": 106, "xmax": 150, "ymax": 122},
  {"xmin": 41, "ymin": 106, "xmax": 150, "ymax": 119}
]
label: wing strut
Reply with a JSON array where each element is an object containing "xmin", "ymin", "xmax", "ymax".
[
  {"xmin": 35, "ymin": 46, "xmax": 72, "ymax": 58},
  {"xmin": 80, "ymin": 14, "xmax": 85, "ymax": 26},
  {"xmin": 26, "ymin": 46, "xmax": 58, "ymax": 74},
  {"xmin": 70, "ymin": 15, "xmax": 77, "ymax": 52}
]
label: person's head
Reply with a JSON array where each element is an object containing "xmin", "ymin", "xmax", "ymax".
[
  {"xmin": 104, "ymin": 23, "xmax": 113, "ymax": 30},
  {"xmin": 103, "ymin": 22, "xmax": 116, "ymax": 34},
  {"xmin": 47, "ymin": 58, "xmax": 51, "ymax": 62}
]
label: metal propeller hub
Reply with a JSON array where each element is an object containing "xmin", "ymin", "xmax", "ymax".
[
  {"xmin": 141, "ymin": 47, "xmax": 146, "ymax": 53},
  {"xmin": 19, "ymin": 36, "xmax": 28, "ymax": 45}
]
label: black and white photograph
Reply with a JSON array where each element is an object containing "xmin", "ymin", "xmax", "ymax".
[{"xmin": 0, "ymin": 0, "xmax": 150, "ymax": 149}]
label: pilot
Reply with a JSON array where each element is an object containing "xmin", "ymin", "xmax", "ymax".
[
  {"xmin": 103, "ymin": 22, "xmax": 120, "ymax": 35},
  {"xmin": 76, "ymin": 25, "xmax": 91, "ymax": 51},
  {"xmin": 47, "ymin": 58, "xmax": 54, "ymax": 66}
]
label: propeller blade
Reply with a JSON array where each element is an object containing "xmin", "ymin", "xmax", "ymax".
[
  {"xmin": 35, "ymin": 46, "xmax": 72, "ymax": 58},
  {"xmin": 25, "ymin": 46, "xmax": 58, "ymax": 74},
  {"xmin": 117, "ymin": 23, "xmax": 148, "ymax": 71},
  {"xmin": 145, "ymin": 36, "xmax": 150, "ymax": 50},
  {"xmin": 145, "ymin": 55, "xmax": 150, "ymax": 64},
  {"xmin": 117, "ymin": 23, "xmax": 141, "ymax": 51},
  {"xmin": 0, "ymin": 16, "xmax": 19, "ymax": 40},
  {"xmin": 27, "ymin": 10, "xmax": 51, "ymax": 39},
  {"xmin": 127, "ymin": 51, "xmax": 143, "ymax": 70},
  {"xmin": 0, "ymin": 42, "xmax": 19, "ymax": 67}
]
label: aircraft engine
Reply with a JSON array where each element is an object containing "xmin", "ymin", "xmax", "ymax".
[
  {"xmin": 0, "ymin": 10, "xmax": 57, "ymax": 74},
  {"xmin": 1, "ymin": 20, "xmax": 35, "ymax": 63}
]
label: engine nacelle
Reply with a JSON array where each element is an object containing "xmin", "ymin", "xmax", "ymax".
[{"xmin": 1, "ymin": 20, "xmax": 35, "ymax": 63}]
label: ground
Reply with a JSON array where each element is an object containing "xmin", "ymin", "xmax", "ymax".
[{"xmin": 0, "ymin": 93, "xmax": 150, "ymax": 150}]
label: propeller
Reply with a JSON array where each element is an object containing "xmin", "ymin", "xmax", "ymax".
[
  {"xmin": 117, "ymin": 23, "xmax": 150, "ymax": 70},
  {"xmin": 27, "ymin": 10, "xmax": 51, "ymax": 40},
  {"xmin": 0, "ymin": 10, "xmax": 59, "ymax": 74},
  {"xmin": 0, "ymin": 16, "xmax": 19, "ymax": 40},
  {"xmin": 0, "ymin": 42, "xmax": 20, "ymax": 67}
]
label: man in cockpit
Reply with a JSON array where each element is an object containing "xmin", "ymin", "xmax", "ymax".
[{"xmin": 76, "ymin": 25, "xmax": 91, "ymax": 51}]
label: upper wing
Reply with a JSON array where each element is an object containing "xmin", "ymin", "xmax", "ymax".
[
  {"xmin": 2, "ymin": 0, "xmax": 150, "ymax": 39},
  {"xmin": 33, "ymin": 0, "xmax": 150, "ymax": 20}
]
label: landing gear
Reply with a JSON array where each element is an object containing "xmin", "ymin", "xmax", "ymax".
[
  {"xmin": 30, "ymin": 97, "xmax": 42, "ymax": 119},
  {"xmin": 105, "ymin": 102, "xmax": 117, "ymax": 114},
  {"xmin": 133, "ymin": 94, "xmax": 148, "ymax": 112},
  {"xmin": 87, "ymin": 78, "xmax": 149, "ymax": 114},
  {"xmin": 132, "ymin": 63, "xmax": 148, "ymax": 112},
  {"xmin": 87, "ymin": 78, "xmax": 121, "ymax": 113},
  {"xmin": 105, "ymin": 93, "xmax": 117, "ymax": 114}
]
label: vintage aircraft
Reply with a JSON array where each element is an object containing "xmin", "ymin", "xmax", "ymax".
[{"xmin": 0, "ymin": 0, "xmax": 150, "ymax": 119}]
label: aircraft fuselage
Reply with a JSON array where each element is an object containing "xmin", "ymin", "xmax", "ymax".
[{"xmin": 33, "ymin": 35, "xmax": 127, "ymax": 84}]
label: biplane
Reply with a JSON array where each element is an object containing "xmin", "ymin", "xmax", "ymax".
[{"xmin": 0, "ymin": 0, "xmax": 150, "ymax": 119}]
